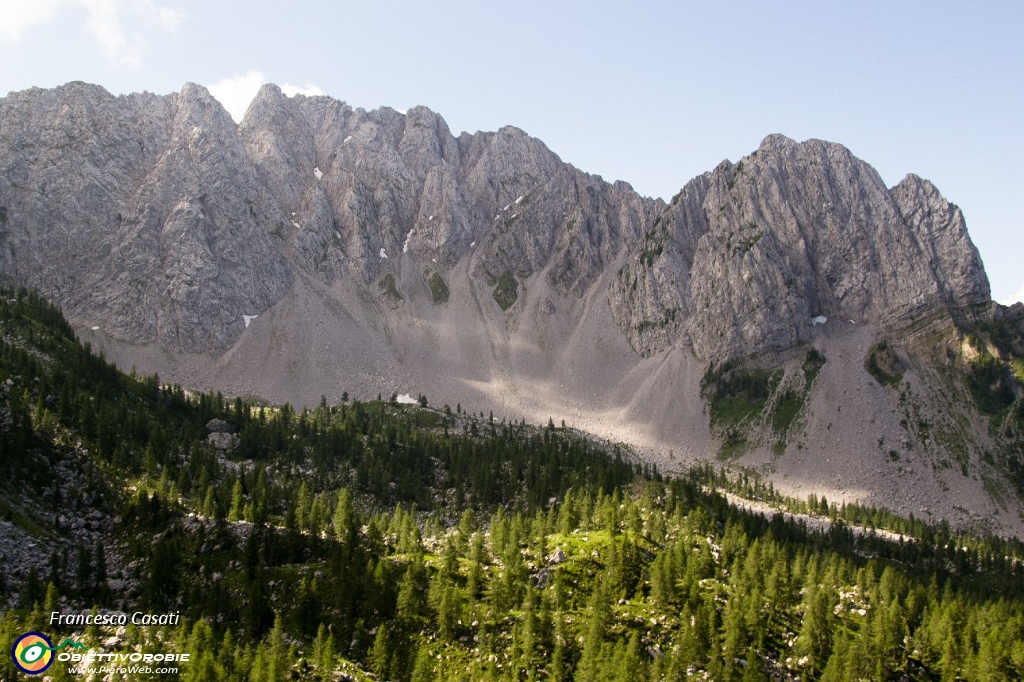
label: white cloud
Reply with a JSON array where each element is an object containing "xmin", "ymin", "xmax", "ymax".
[
  {"xmin": 0, "ymin": 0, "xmax": 71, "ymax": 43},
  {"xmin": 999, "ymin": 283, "xmax": 1024, "ymax": 306},
  {"xmin": 281, "ymin": 83, "xmax": 325, "ymax": 98},
  {"xmin": 0, "ymin": 0, "xmax": 185, "ymax": 67},
  {"xmin": 151, "ymin": 2, "xmax": 184, "ymax": 32},
  {"xmin": 83, "ymin": 0, "xmax": 142, "ymax": 68},
  {"xmin": 208, "ymin": 70, "xmax": 267, "ymax": 123}
]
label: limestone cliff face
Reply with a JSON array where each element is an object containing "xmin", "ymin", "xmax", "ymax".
[
  {"xmin": 0, "ymin": 84, "xmax": 990, "ymax": 362},
  {"xmin": 0, "ymin": 82, "xmax": 291, "ymax": 352},
  {"xmin": 237, "ymin": 84, "xmax": 656, "ymax": 295},
  {"xmin": 610, "ymin": 134, "xmax": 991, "ymax": 360}
]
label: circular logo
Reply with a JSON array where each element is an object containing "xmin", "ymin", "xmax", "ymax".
[{"xmin": 11, "ymin": 632, "xmax": 54, "ymax": 675}]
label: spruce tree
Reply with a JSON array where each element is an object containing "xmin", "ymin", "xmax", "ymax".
[
  {"xmin": 410, "ymin": 642, "xmax": 435, "ymax": 682},
  {"xmin": 369, "ymin": 624, "xmax": 393, "ymax": 680}
]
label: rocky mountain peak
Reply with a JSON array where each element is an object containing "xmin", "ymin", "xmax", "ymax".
[
  {"xmin": 757, "ymin": 132, "xmax": 797, "ymax": 151},
  {"xmin": 241, "ymin": 82, "xmax": 290, "ymax": 125},
  {"xmin": 611, "ymin": 135, "xmax": 991, "ymax": 360},
  {"xmin": 0, "ymin": 86, "xmax": 993, "ymax": 364},
  {"xmin": 890, "ymin": 172, "xmax": 990, "ymax": 311},
  {"xmin": 179, "ymin": 80, "xmax": 216, "ymax": 103}
]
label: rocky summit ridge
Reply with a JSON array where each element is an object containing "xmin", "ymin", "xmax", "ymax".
[
  {"xmin": 2, "ymin": 81, "xmax": 1022, "ymax": 535},
  {"xmin": 611, "ymin": 134, "xmax": 989, "ymax": 361}
]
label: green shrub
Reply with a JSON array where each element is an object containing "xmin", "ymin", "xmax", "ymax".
[
  {"xmin": 493, "ymin": 271, "xmax": 518, "ymax": 311},
  {"xmin": 378, "ymin": 273, "xmax": 402, "ymax": 301},
  {"xmin": 704, "ymin": 364, "xmax": 775, "ymax": 429},
  {"xmin": 865, "ymin": 341, "xmax": 903, "ymax": 386},
  {"xmin": 427, "ymin": 271, "xmax": 449, "ymax": 305},
  {"xmin": 1011, "ymin": 358, "xmax": 1024, "ymax": 384},
  {"xmin": 967, "ymin": 354, "xmax": 1015, "ymax": 415},
  {"xmin": 803, "ymin": 347, "xmax": 826, "ymax": 383},
  {"xmin": 771, "ymin": 390, "xmax": 804, "ymax": 436}
]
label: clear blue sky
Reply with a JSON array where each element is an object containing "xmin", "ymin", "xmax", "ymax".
[{"xmin": 2, "ymin": 1, "xmax": 1021, "ymax": 303}]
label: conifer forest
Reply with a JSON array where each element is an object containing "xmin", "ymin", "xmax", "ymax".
[{"xmin": 3, "ymin": 286, "xmax": 1024, "ymax": 681}]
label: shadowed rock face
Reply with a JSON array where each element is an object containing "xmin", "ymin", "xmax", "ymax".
[{"xmin": 0, "ymin": 82, "xmax": 989, "ymax": 362}]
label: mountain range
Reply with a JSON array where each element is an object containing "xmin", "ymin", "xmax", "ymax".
[{"xmin": 1, "ymin": 81, "xmax": 1022, "ymax": 535}]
